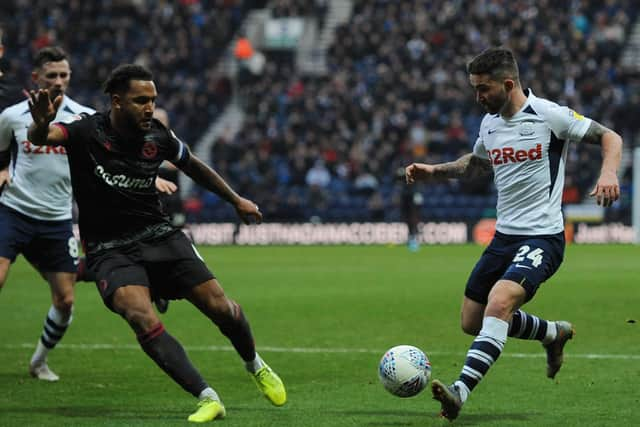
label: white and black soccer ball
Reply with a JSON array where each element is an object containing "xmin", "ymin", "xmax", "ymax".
[{"xmin": 378, "ymin": 345, "xmax": 431, "ymax": 397}]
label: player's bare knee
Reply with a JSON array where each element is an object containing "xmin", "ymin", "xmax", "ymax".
[
  {"xmin": 485, "ymin": 295, "xmax": 516, "ymax": 319},
  {"xmin": 52, "ymin": 293, "xmax": 74, "ymax": 314},
  {"xmin": 207, "ymin": 297, "xmax": 242, "ymax": 327},
  {"xmin": 111, "ymin": 293, "xmax": 157, "ymax": 332},
  {"xmin": 121, "ymin": 307, "xmax": 157, "ymax": 332},
  {"xmin": 209, "ymin": 296, "xmax": 234, "ymax": 320}
]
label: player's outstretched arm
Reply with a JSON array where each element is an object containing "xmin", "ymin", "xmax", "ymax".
[
  {"xmin": 179, "ymin": 153, "xmax": 262, "ymax": 224},
  {"xmin": 580, "ymin": 120, "xmax": 622, "ymax": 207},
  {"xmin": 405, "ymin": 153, "xmax": 492, "ymax": 184},
  {"xmin": 26, "ymin": 89, "xmax": 66, "ymax": 146}
]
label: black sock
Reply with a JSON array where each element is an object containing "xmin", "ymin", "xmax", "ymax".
[
  {"xmin": 137, "ymin": 323, "xmax": 207, "ymax": 397},
  {"xmin": 217, "ymin": 300, "xmax": 256, "ymax": 362}
]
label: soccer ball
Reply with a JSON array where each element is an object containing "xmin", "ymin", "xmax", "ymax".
[{"xmin": 378, "ymin": 345, "xmax": 431, "ymax": 397}]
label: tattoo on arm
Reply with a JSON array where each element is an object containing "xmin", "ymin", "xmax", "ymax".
[
  {"xmin": 581, "ymin": 121, "xmax": 610, "ymax": 145},
  {"xmin": 433, "ymin": 153, "xmax": 492, "ymax": 179}
]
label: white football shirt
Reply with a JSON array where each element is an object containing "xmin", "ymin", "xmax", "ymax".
[
  {"xmin": 0, "ymin": 96, "xmax": 95, "ymax": 220},
  {"xmin": 472, "ymin": 90, "xmax": 592, "ymax": 235}
]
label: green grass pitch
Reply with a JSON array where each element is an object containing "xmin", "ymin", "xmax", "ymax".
[{"xmin": 0, "ymin": 244, "xmax": 638, "ymax": 426}]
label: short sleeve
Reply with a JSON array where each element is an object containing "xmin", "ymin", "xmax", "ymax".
[
  {"xmin": 166, "ymin": 129, "xmax": 191, "ymax": 167},
  {"xmin": 0, "ymin": 110, "xmax": 13, "ymax": 152},
  {"xmin": 543, "ymin": 105, "xmax": 592, "ymax": 142},
  {"xmin": 472, "ymin": 134, "xmax": 488, "ymax": 159},
  {"xmin": 53, "ymin": 113, "xmax": 91, "ymax": 146}
]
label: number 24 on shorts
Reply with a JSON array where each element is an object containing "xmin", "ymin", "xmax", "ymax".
[{"xmin": 513, "ymin": 245, "xmax": 544, "ymax": 268}]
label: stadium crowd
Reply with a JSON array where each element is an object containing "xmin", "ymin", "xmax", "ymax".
[
  {"xmin": 205, "ymin": 0, "xmax": 637, "ymax": 223},
  {"xmin": 0, "ymin": 0, "xmax": 637, "ymax": 223},
  {"xmin": 0, "ymin": 0, "xmax": 265, "ymax": 143}
]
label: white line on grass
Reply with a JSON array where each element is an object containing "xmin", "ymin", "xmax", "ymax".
[{"xmin": 3, "ymin": 343, "xmax": 639, "ymax": 360}]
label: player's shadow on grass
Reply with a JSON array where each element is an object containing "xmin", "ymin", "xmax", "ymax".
[
  {"xmin": 347, "ymin": 410, "xmax": 536, "ymax": 426},
  {"xmin": 435, "ymin": 413, "xmax": 537, "ymax": 425},
  {"xmin": 2, "ymin": 406, "xmax": 185, "ymax": 420}
]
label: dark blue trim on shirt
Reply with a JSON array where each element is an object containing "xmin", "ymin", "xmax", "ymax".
[{"xmin": 548, "ymin": 132, "xmax": 565, "ymax": 197}]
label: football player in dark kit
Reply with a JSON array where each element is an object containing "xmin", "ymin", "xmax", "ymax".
[{"xmin": 27, "ymin": 64, "xmax": 286, "ymax": 423}]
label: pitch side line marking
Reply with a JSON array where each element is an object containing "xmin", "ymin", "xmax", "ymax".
[{"xmin": 4, "ymin": 343, "xmax": 640, "ymax": 360}]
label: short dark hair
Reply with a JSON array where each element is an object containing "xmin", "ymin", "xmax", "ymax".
[
  {"xmin": 467, "ymin": 47, "xmax": 519, "ymax": 82},
  {"xmin": 103, "ymin": 64, "xmax": 153, "ymax": 95},
  {"xmin": 33, "ymin": 46, "xmax": 69, "ymax": 68}
]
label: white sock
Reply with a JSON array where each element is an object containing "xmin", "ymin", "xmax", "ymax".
[
  {"xmin": 481, "ymin": 316, "xmax": 509, "ymax": 341},
  {"xmin": 30, "ymin": 340, "xmax": 49, "ymax": 366},
  {"xmin": 48, "ymin": 305, "xmax": 73, "ymax": 324},
  {"xmin": 454, "ymin": 380, "xmax": 470, "ymax": 403},
  {"xmin": 245, "ymin": 352, "xmax": 266, "ymax": 374},
  {"xmin": 198, "ymin": 387, "xmax": 221, "ymax": 402},
  {"xmin": 543, "ymin": 321, "xmax": 557, "ymax": 345}
]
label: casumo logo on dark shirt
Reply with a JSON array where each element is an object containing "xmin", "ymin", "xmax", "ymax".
[{"xmin": 94, "ymin": 165, "xmax": 154, "ymax": 189}]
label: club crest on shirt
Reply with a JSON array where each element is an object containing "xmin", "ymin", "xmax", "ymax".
[
  {"xmin": 571, "ymin": 110, "xmax": 585, "ymax": 120},
  {"xmin": 141, "ymin": 139, "xmax": 158, "ymax": 159},
  {"xmin": 519, "ymin": 121, "xmax": 535, "ymax": 136}
]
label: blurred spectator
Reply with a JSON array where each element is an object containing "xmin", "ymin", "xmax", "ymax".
[
  {"xmin": 305, "ymin": 159, "xmax": 331, "ymax": 188},
  {"xmin": 221, "ymin": 0, "xmax": 636, "ymax": 223},
  {"xmin": 1, "ymin": 0, "xmax": 635, "ymax": 224},
  {"xmin": 1, "ymin": 0, "xmax": 254, "ymax": 144}
]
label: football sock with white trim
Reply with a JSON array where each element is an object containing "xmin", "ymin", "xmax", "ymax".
[
  {"xmin": 31, "ymin": 305, "xmax": 73, "ymax": 365},
  {"xmin": 198, "ymin": 387, "xmax": 221, "ymax": 402},
  {"xmin": 457, "ymin": 316, "xmax": 508, "ymax": 400},
  {"xmin": 245, "ymin": 352, "xmax": 266, "ymax": 374},
  {"xmin": 508, "ymin": 309, "xmax": 556, "ymax": 344}
]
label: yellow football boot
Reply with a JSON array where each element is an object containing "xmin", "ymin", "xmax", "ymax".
[
  {"xmin": 252, "ymin": 364, "xmax": 287, "ymax": 406},
  {"xmin": 187, "ymin": 398, "xmax": 226, "ymax": 423}
]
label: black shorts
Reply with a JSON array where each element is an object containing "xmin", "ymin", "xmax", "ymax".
[
  {"xmin": 87, "ymin": 230, "xmax": 214, "ymax": 310},
  {"xmin": 464, "ymin": 231, "xmax": 565, "ymax": 304}
]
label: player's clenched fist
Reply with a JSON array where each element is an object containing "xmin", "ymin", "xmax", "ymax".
[{"xmin": 405, "ymin": 163, "xmax": 434, "ymax": 184}]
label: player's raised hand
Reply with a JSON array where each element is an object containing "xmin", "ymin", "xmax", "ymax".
[
  {"xmin": 27, "ymin": 89, "xmax": 62, "ymax": 126},
  {"xmin": 405, "ymin": 163, "xmax": 434, "ymax": 184},
  {"xmin": 589, "ymin": 170, "xmax": 620, "ymax": 207},
  {"xmin": 234, "ymin": 196, "xmax": 263, "ymax": 224}
]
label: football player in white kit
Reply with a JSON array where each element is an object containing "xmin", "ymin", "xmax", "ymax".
[
  {"xmin": 0, "ymin": 47, "xmax": 94, "ymax": 381},
  {"xmin": 405, "ymin": 47, "xmax": 622, "ymax": 420}
]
